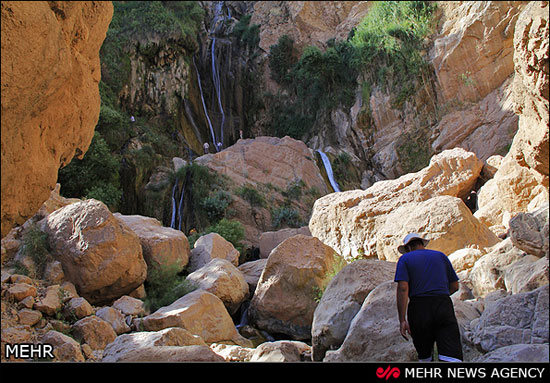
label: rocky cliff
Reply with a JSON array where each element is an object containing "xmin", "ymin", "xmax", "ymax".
[{"xmin": 1, "ymin": 1, "xmax": 113, "ymax": 238}]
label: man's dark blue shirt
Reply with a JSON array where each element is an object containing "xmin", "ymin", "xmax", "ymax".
[{"xmin": 394, "ymin": 249, "xmax": 459, "ymax": 297}]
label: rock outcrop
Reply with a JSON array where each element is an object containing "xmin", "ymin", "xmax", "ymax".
[
  {"xmin": 1, "ymin": 1, "xmax": 113, "ymax": 237},
  {"xmin": 309, "ymin": 148, "xmax": 486, "ymax": 260},
  {"xmin": 249, "ymin": 235, "xmax": 339, "ymax": 340},
  {"xmin": 41, "ymin": 199, "xmax": 147, "ymax": 304}
]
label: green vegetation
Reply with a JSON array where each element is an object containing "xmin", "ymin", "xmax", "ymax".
[
  {"xmin": 232, "ymin": 14, "xmax": 260, "ymax": 50},
  {"xmin": 313, "ymin": 254, "xmax": 348, "ymax": 303},
  {"xmin": 235, "ymin": 184, "xmax": 266, "ymax": 208},
  {"xmin": 16, "ymin": 224, "xmax": 52, "ymax": 279},
  {"xmin": 266, "ymin": 1, "xmax": 437, "ymax": 139},
  {"xmin": 271, "ymin": 206, "xmax": 304, "ymax": 229},
  {"xmin": 144, "ymin": 263, "xmax": 197, "ymax": 312},
  {"xmin": 58, "ymin": 131, "xmax": 122, "ymax": 211}
]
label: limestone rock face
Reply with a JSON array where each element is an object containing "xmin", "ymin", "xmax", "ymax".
[
  {"xmin": 509, "ymin": 204, "xmax": 549, "ymax": 258},
  {"xmin": 41, "ymin": 199, "xmax": 148, "ymax": 304},
  {"xmin": 1, "ymin": 1, "xmax": 113, "ymax": 237},
  {"xmin": 430, "ymin": 1, "xmax": 525, "ymax": 104},
  {"xmin": 324, "ymin": 281, "xmax": 417, "ymax": 362},
  {"xmin": 249, "ymin": 235, "xmax": 339, "ymax": 340},
  {"xmin": 114, "ymin": 214, "xmax": 190, "ymax": 273},
  {"xmin": 310, "ymin": 148, "xmax": 485, "ymax": 260},
  {"xmin": 311, "ymin": 259, "xmax": 396, "ymax": 361}
]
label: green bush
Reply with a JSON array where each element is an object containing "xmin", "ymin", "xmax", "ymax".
[
  {"xmin": 200, "ymin": 190, "xmax": 233, "ymax": 222},
  {"xmin": 18, "ymin": 224, "xmax": 52, "ymax": 278},
  {"xmin": 144, "ymin": 263, "xmax": 197, "ymax": 312},
  {"xmin": 268, "ymin": 35, "xmax": 297, "ymax": 85},
  {"xmin": 232, "ymin": 14, "xmax": 260, "ymax": 49},
  {"xmin": 235, "ymin": 184, "xmax": 266, "ymax": 208},
  {"xmin": 271, "ymin": 206, "xmax": 304, "ymax": 229},
  {"xmin": 204, "ymin": 218, "xmax": 246, "ymax": 254},
  {"xmin": 58, "ymin": 131, "xmax": 122, "ymax": 211}
]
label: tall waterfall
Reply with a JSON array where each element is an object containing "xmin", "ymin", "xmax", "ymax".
[
  {"xmin": 193, "ymin": 56, "xmax": 217, "ymax": 150},
  {"xmin": 317, "ymin": 150, "xmax": 341, "ymax": 193}
]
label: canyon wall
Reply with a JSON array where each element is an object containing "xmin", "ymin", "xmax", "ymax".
[{"xmin": 1, "ymin": 1, "xmax": 113, "ymax": 237}]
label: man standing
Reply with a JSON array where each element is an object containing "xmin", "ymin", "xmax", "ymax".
[{"xmin": 394, "ymin": 233, "xmax": 463, "ymax": 362}]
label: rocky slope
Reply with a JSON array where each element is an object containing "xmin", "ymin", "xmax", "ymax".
[{"xmin": 1, "ymin": 1, "xmax": 113, "ymax": 238}]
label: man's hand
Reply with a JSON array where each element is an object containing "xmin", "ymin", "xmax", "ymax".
[{"xmin": 400, "ymin": 320, "xmax": 411, "ymax": 341}]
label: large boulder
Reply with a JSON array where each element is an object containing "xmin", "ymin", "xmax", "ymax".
[
  {"xmin": 1, "ymin": 1, "xmax": 113, "ymax": 237},
  {"xmin": 310, "ymin": 148, "xmax": 485, "ymax": 260},
  {"xmin": 141, "ymin": 290, "xmax": 251, "ymax": 347},
  {"xmin": 249, "ymin": 235, "xmax": 339, "ymax": 340},
  {"xmin": 259, "ymin": 226, "xmax": 311, "ymax": 258},
  {"xmin": 41, "ymin": 199, "xmax": 147, "ymax": 304},
  {"xmin": 324, "ymin": 281, "xmax": 417, "ymax": 362},
  {"xmin": 471, "ymin": 284, "xmax": 549, "ymax": 353},
  {"xmin": 377, "ymin": 195, "xmax": 500, "ymax": 262},
  {"xmin": 509, "ymin": 204, "xmax": 549, "ymax": 258},
  {"xmin": 186, "ymin": 258, "xmax": 249, "ymax": 315},
  {"xmin": 238, "ymin": 259, "xmax": 267, "ymax": 294},
  {"xmin": 101, "ymin": 327, "xmax": 214, "ymax": 362},
  {"xmin": 473, "ymin": 343, "xmax": 549, "ymax": 362},
  {"xmin": 114, "ymin": 213, "xmax": 190, "ymax": 273},
  {"xmin": 72, "ymin": 315, "xmax": 117, "ymax": 351},
  {"xmin": 188, "ymin": 233, "xmax": 240, "ymax": 272},
  {"xmin": 249, "ymin": 340, "xmax": 311, "ymax": 362},
  {"xmin": 311, "ymin": 259, "xmax": 395, "ymax": 361}
]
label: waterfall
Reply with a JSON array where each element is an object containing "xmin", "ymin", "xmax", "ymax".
[
  {"xmin": 170, "ymin": 178, "xmax": 179, "ymax": 229},
  {"xmin": 193, "ymin": 55, "xmax": 217, "ymax": 149},
  {"xmin": 317, "ymin": 150, "xmax": 341, "ymax": 193},
  {"xmin": 211, "ymin": 37, "xmax": 225, "ymax": 148}
]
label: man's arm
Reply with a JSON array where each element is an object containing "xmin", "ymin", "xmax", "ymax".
[
  {"xmin": 396, "ymin": 281, "xmax": 410, "ymax": 340},
  {"xmin": 449, "ymin": 280, "xmax": 459, "ymax": 295}
]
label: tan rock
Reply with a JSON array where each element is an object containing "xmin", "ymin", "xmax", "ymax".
[
  {"xmin": 34, "ymin": 285, "xmax": 62, "ymax": 316},
  {"xmin": 448, "ymin": 248, "xmax": 484, "ymax": 273},
  {"xmin": 259, "ymin": 226, "xmax": 311, "ymax": 258},
  {"xmin": 112, "ymin": 295, "xmax": 146, "ymax": 317},
  {"xmin": 72, "ymin": 315, "xmax": 117, "ymax": 350},
  {"xmin": 503, "ymin": 254, "xmax": 549, "ymax": 295},
  {"xmin": 102, "ymin": 327, "xmax": 207, "ymax": 362},
  {"xmin": 142, "ymin": 290, "xmax": 250, "ymax": 346},
  {"xmin": 1, "ymin": 1, "xmax": 113, "ymax": 237},
  {"xmin": 43, "ymin": 260, "xmax": 65, "ymax": 284},
  {"xmin": 6, "ymin": 283, "xmax": 37, "ymax": 302},
  {"xmin": 250, "ymin": 340, "xmax": 311, "ymax": 362},
  {"xmin": 430, "ymin": 1, "xmax": 525, "ymax": 104},
  {"xmin": 324, "ymin": 281, "xmax": 417, "ymax": 362},
  {"xmin": 41, "ymin": 199, "xmax": 147, "ymax": 304},
  {"xmin": 312, "ymin": 259, "xmax": 396, "ymax": 361},
  {"xmin": 64, "ymin": 297, "xmax": 94, "ymax": 320},
  {"xmin": 509, "ymin": 204, "xmax": 549, "ymax": 258},
  {"xmin": 95, "ymin": 306, "xmax": 131, "ymax": 335},
  {"xmin": 114, "ymin": 213, "xmax": 190, "ymax": 273},
  {"xmin": 186, "ymin": 258, "xmax": 249, "ymax": 315},
  {"xmin": 378, "ymin": 195, "xmax": 500, "ymax": 262},
  {"xmin": 17, "ymin": 309, "xmax": 42, "ymax": 326},
  {"xmin": 249, "ymin": 234, "xmax": 339, "ymax": 340},
  {"xmin": 210, "ymin": 343, "xmax": 255, "ymax": 362},
  {"xmin": 188, "ymin": 232, "xmax": 240, "ymax": 272},
  {"xmin": 41, "ymin": 330, "xmax": 85, "ymax": 362},
  {"xmin": 238, "ymin": 258, "xmax": 267, "ymax": 294},
  {"xmin": 310, "ymin": 148, "xmax": 485, "ymax": 260}
]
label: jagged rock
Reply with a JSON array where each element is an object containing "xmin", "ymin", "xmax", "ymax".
[
  {"xmin": 72, "ymin": 315, "xmax": 117, "ymax": 351},
  {"xmin": 43, "ymin": 260, "xmax": 65, "ymax": 284},
  {"xmin": 377, "ymin": 195, "xmax": 499, "ymax": 262},
  {"xmin": 186, "ymin": 258, "xmax": 249, "ymax": 315},
  {"xmin": 34, "ymin": 285, "xmax": 63, "ymax": 316},
  {"xmin": 473, "ymin": 343, "xmax": 549, "ymax": 362},
  {"xmin": 17, "ymin": 309, "xmax": 42, "ymax": 326},
  {"xmin": 102, "ymin": 327, "xmax": 209, "ymax": 362},
  {"xmin": 63, "ymin": 297, "xmax": 93, "ymax": 320},
  {"xmin": 238, "ymin": 258, "xmax": 267, "ymax": 294},
  {"xmin": 6, "ymin": 283, "xmax": 37, "ymax": 302},
  {"xmin": 503, "ymin": 255, "xmax": 549, "ymax": 294},
  {"xmin": 210, "ymin": 343, "xmax": 255, "ymax": 362},
  {"xmin": 448, "ymin": 248, "xmax": 484, "ymax": 273},
  {"xmin": 324, "ymin": 281, "xmax": 417, "ymax": 362},
  {"xmin": 141, "ymin": 290, "xmax": 251, "ymax": 347},
  {"xmin": 259, "ymin": 226, "xmax": 311, "ymax": 258},
  {"xmin": 249, "ymin": 235, "xmax": 339, "ymax": 340},
  {"xmin": 509, "ymin": 204, "xmax": 549, "ymax": 258},
  {"xmin": 471, "ymin": 284, "xmax": 549, "ymax": 353},
  {"xmin": 188, "ymin": 232, "xmax": 240, "ymax": 272},
  {"xmin": 95, "ymin": 307, "xmax": 130, "ymax": 335},
  {"xmin": 112, "ymin": 295, "xmax": 146, "ymax": 317},
  {"xmin": 249, "ymin": 340, "xmax": 312, "ymax": 362},
  {"xmin": 468, "ymin": 239, "xmax": 524, "ymax": 297},
  {"xmin": 1, "ymin": 1, "xmax": 113, "ymax": 237},
  {"xmin": 310, "ymin": 148, "xmax": 484, "ymax": 260},
  {"xmin": 41, "ymin": 330, "xmax": 85, "ymax": 362},
  {"xmin": 41, "ymin": 199, "xmax": 147, "ymax": 305},
  {"xmin": 114, "ymin": 213, "xmax": 190, "ymax": 274},
  {"xmin": 311, "ymin": 259, "xmax": 395, "ymax": 361}
]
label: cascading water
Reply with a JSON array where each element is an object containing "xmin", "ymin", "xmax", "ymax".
[
  {"xmin": 193, "ymin": 56, "xmax": 217, "ymax": 150},
  {"xmin": 170, "ymin": 178, "xmax": 179, "ymax": 229},
  {"xmin": 317, "ymin": 150, "xmax": 341, "ymax": 193},
  {"xmin": 211, "ymin": 37, "xmax": 225, "ymax": 148}
]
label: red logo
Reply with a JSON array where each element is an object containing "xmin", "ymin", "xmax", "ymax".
[{"xmin": 376, "ymin": 366, "xmax": 401, "ymax": 380}]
